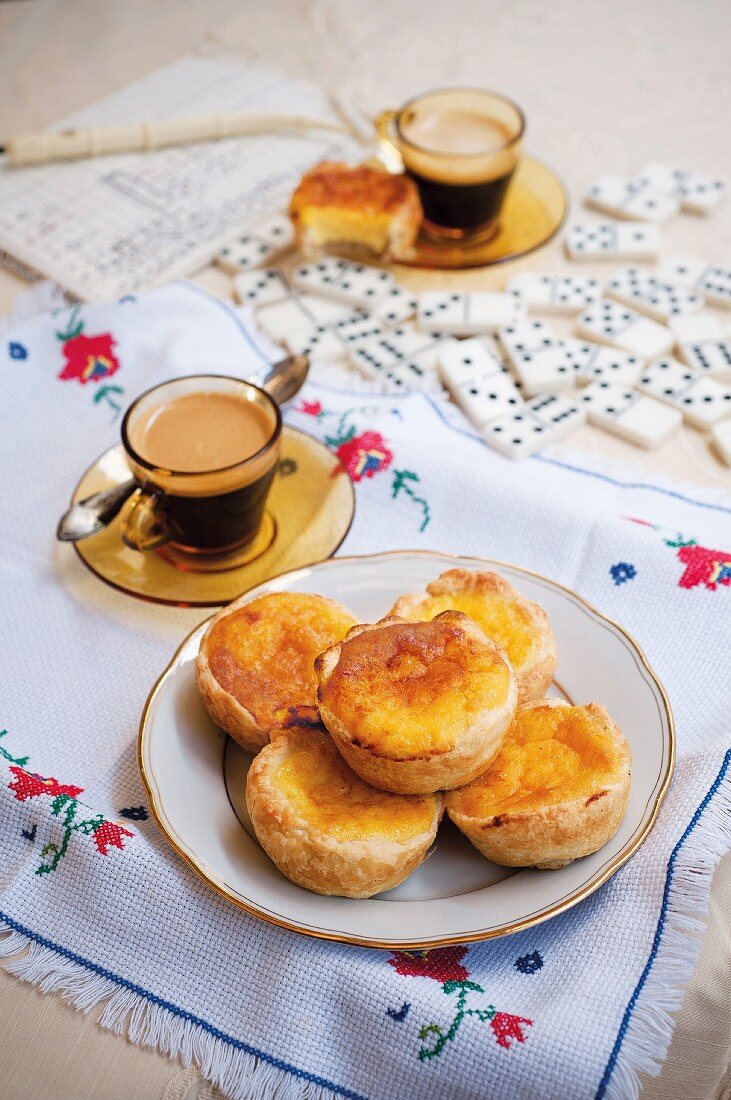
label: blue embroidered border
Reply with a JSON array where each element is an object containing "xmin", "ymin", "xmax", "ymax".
[
  {"xmin": 0, "ymin": 907, "xmax": 366, "ymax": 1100},
  {"xmin": 596, "ymin": 748, "xmax": 731, "ymax": 1099}
]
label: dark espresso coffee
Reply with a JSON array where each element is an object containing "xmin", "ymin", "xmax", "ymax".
[
  {"xmin": 398, "ymin": 105, "xmax": 520, "ymax": 237},
  {"xmin": 129, "ymin": 389, "xmax": 279, "ymax": 555}
]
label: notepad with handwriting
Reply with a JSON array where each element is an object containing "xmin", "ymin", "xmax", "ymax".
[{"xmin": 0, "ymin": 55, "xmax": 357, "ymax": 301}]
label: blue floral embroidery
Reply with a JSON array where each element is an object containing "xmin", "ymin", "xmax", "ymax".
[
  {"xmin": 386, "ymin": 1003, "xmax": 411, "ymax": 1022},
  {"xmin": 610, "ymin": 562, "xmax": 637, "ymax": 586},
  {"xmin": 9, "ymin": 341, "xmax": 28, "ymax": 360},
  {"xmin": 515, "ymin": 950, "xmax": 543, "ymax": 975},
  {"xmin": 119, "ymin": 806, "xmax": 148, "ymax": 821}
]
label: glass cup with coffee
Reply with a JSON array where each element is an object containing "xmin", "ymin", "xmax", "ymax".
[
  {"xmin": 120, "ymin": 375, "xmax": 282, "ymax": 571},
  {"xmin": 377, "ymin": 87, "xmax": 525, "ymax": 242}
]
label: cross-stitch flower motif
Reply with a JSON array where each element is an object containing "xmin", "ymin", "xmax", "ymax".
[
  {"xmin": 59, "ymin": 332, "xmax": 121, "ymax": 385},
  {"xmin": 298, "ymin": 399, "xmax": 323, "ymax": 417},
  {"xmin": 514, "ymin": 950, "xmax": 544, "ymax": 975},
  {"xmin": 387, "ymin": 946, "xmax": 532, "ymax": 1062},
  {"xmin": 9, "ymin": 341, "xmax": 28, "ymax": 360},
  {"xmin": 625, "ymin": 517, "xmax": 731, "ymax": 591},
  {"xmin": 609, "ymin": 562, "xmax": 637, "ymax": 586},
  {"xmin": 336, "ymin": 430, "xmax": 393, "ymax": 481},
  {"xmin": 8, "ymin": 766, "xmax": 83, "ymax": 802},
  {"xmin": 93, "ymin": 820, "xmax": 135, "ymax": 855},
  {"xmin": 388, "ymin": 947, "xmax": 469, "ymax": 984}
]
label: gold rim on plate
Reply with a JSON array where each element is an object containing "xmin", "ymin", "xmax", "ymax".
[{"xmin": 138, "ymin": 550, "xmax": 675, "ymax": 949}]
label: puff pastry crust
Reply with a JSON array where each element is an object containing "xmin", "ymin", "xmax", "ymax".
[
  {"xmin": 445, "ymin": 698, "xmax": 631, "ymax": 869},
  {"xmin": 196, "ymin": 591, "xmax": 356, "ymax": 752},
  {"xmin": 390, "ymin": 569, "xmax": 557, "ymax": 704},
  {"xmin": 245, "ymin": 713, "xmax": 443, "ymax": 897},
  {"xmin": 316, "ymin": 612, "xmax": 518, "ymax": 795}
]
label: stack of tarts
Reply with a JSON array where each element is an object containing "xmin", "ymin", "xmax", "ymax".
[{"xmin": 195, "ymin": 571, "xmax": 631, "ymax": 899}]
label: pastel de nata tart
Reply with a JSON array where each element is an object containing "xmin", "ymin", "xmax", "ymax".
[
  {"xmin": 289, "ymin": 161, "xmax": 423, "ymax": 261},
  {"xmin": 196, "ymin": 591, "xmax": 356, "ymax": 753},
  {"xmin": 316, "ymin": 612, "xmax": 518, "ymax": 795},
  {"xmin": 446, "ymin": 699, "xmax": 631, "ymax": 869},
  {"xmin": 245, "ymin": 710, "xmax": 443, "ymax": 898},
  {"xmin": 390, "ymin": 569, "xmax": 557, "ymax": 705}
]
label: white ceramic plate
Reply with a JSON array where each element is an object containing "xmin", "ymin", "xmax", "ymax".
[{"xmin": 139, "ymin": 551, "xmax": 674, "ymax": 948}]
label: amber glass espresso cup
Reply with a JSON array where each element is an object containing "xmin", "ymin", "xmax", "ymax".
[
  {"xmin": 120, "ymin": 375, "xmax": 282, "ymax": 571},
  {"xmin": 377, "ymin": 88, "xmax": 525, "ymax": 242}
]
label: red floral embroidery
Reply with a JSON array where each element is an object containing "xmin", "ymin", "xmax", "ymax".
[
  {"xmin": 8, "ymin": 766, "xmax": 83, "ymax": 802},
  {"xmin": 93, "ymin": 820, "xmax": 135, "ymax": 855},
  {"xmin": 337, "ymin": 431, "xmax": 393, "ymax": 481},
  {"xmin": 299, "ymin": 399, "xmax": 323, "ymax": 417},
  {"xmin": 490, "ymin": 1012, "xmax": 533, "ymax": 1049},
  {"xmin": 676, "ymin": 544, "xmax": 731, "ymax": 590},
  {"xmin": 58, "ymin": 332, "xmax": 121, "ymax": 385},
  {"xmin": 389, "ymin": 947, "xmax": 469, "ymax": 984}
]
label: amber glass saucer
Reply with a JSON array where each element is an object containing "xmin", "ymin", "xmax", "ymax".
[
  {"xmin": 70, "ymin": 427, "xmax": 355, "ymax": 607},
  {"xmin": 401, "ymin": 155, "xmax": 568, "ymax": 270}
]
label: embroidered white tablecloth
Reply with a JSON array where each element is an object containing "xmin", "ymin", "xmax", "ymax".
[{"xmin": 0, "ymin": 284, "xmax": 729, "ymax": 1100}]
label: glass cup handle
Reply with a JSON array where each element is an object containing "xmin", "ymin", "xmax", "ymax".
[
  {"xmin": 374, "ymin": 109, "xmax": 405, "ymax": 173},
  {"xmin": 120, "ymin": 487, "xmax": 170, "ymax": 551}
]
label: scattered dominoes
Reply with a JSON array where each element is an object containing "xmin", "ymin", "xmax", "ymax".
[
  {"xmin": 677, "ymin": 337, "xmax": 731, "ymax": 377},
  {"xmin": 606, "ymin": 267, "xmax": 704, "ymax": 322},
  {"xmin": 564, "ymin": 221, "xmax": 662, "ymax": 261},
  {"xmin": 350, "ymin": 327, "xmax": 456, "ymax": 380},
  {"xmin": 580, "ymin": 380, "xmax": 682, "ymax": 448},
  {"xmin": 560, "ymin": 339, "xmax": 645, "ymax": 386},
  {"xmin": 285, "ymin": 315, "xmax": 385, "ymax": 362},
  {"xmin": 438, "ymin": 336, "xmax": 523, "ymax": 428},
  {"xmin": 634, "ymin": 163, "xmax": 726, "ymax": 215},
  {"xmin": 233, "ymin": 269, "xmax": 290, "ymax": 309},
  {"xmin": 371, "ymin": 285, "xmax": 418, "ymax": 325},
  {"xmin": 637, "ymin": 358, "xmax": 731, "ymax": 427},
  {"xmin": 584, "ymin": 174, "xmax": 678, "ymax": 222},
  {"xmin": 710, "ymin": 419, "xmax": 731, "ymax": 466},
  {"xmin": 657, "ymin": 257, "xmax": 731, "ymax": 310},
  {"xmin": 483, "ymin": 393, "xmax": 586, "ymax": 460},
  {"xmin": 292, "ymin": 258, "xmax": 395, "ymax": 309},
  {"xmin": 217, "ymin": 214, "xmax": 294, "ymax": 272},
  {"xmin": 498, "ymin": 320, "xmax": 580, "ymax": 396},
  {"xmin": 255, "ymin": 295, "xmax": 363, "ymax": 341},
  {"xmin": 575, "ymin": 299, "xmax": 674, "ymax": 361},
  {"xmin": 417, "ymin": 291, "xmax": 525, "ymax": 336},
  {"xmin": 506, "ymin": 273, "xmax": 601, "ymax": 314}
]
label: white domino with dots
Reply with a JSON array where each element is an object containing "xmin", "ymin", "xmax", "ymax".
[
  {"xmin": 371, "ymin": 285, "xmax": 418, "ymax": 326},
  {"xmin": 255, "ymin": 295, "xmax": 363, "ymax": 342},
  {"xmin": 482, "ymin": 393, "xmax": 586, "ymax": 460},
  {"xmin": 417, "ymin": 291, "xmax": 525, "ymax": 336},
  {"xmin": 636, "ymin": 358, "xmax": 731, "ymax": 427},
  {"xmin": 580, "ymin": 380, "xmax": 682, "ymax": 449},
  {"xmin": 678, "ymin": 338, "xmax": 731, "ymax": 377},
  {"xmin": 584, "ymin": 174, "xmax": 679, "ymax": 222},
  {"xmin": 575, "ymin": 299, "xmax": 674, "ymax": 362},
  {"xmin": 498, "ymin": 319, "xmax": 580, "ymax": 396},
  {"xmin": 606, "ymin": 267, "xmax": 704, "ymax": 322},
  {"xmin": 349, "ymin": 328, "xmax": 457, "ymax": 390},
  {"xmin": 233, "ymin": 269, "xmax": 290, "ymax": 308},
  {"xmin": 292, "ymin": 258, "xmax": 395, "ymax": 309},
  {"xmin": 669, "ymin": 313, "xmax": 727, "ymax": 344},
  {"xmin": 635, "ymin": 163, "xmax": 726, "ymax": 215},
  {"xmin": 560, "ymin": 339, "xmax": 645, "ymax": 386},
  {"xmin": 710, "ymin": 419, "xmax": 731, "ymax": 466},
  {"xmin": 506, "ymin": 273, "xmax": 602, "ymax": 314},
  {"xmin": 565, "ymin": 221, "xmax": 662, "ymax": 261},
  {"xmin": 217, "ymin": 214, "xmax": 294, "ymax": 271},
  {"xmin": 438, "ymin": 336, "xmax": 523, "ymax": 428},
  {"xmin": 657, "ymin": 257, "xmax": 731, "ymax": 310},
  {"xmin": 285, "ymin": 315, "xmax": 385, "ymax": 362}
]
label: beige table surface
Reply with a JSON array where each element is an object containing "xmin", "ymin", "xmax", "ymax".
[{"xmin": 0, "ymin": 2, "xmax": 729, "ymax": 1098}]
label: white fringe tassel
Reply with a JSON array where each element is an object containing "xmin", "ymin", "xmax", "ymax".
[
  {"xmin": 0, "ymin": 926, "xmax": 345, "ymax": 1100},
  {"xmin": 604, "ymin": 762, "xmax": 731, "ymax": 1100}
]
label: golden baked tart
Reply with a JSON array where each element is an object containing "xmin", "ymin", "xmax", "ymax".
[
  {"xmin": 390, "ymin": 569, "xmax": 556, "ymax": 704},
  {"xmin": 316, "ymin": 612, "xmax": 518, "ymax": 795},
  {"xmin": 196, "ymin": 591, "xmax": 356, "ymax": 753},
  {"xmin": 446, "ymin": 699, "xmax": 631, "ymax": 869},
  {"xmin": 289, "ymin": 161, "xmax": 423, "ymax": 261},
  {"xmin": 246, "ymin": 711, "xmax": 443, "ymax": 897}
]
